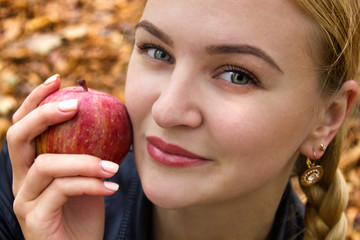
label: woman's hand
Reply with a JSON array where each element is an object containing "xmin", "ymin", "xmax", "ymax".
[{"xmin": 6, "ymin": 74, "xmax": 119, "ymax": 240}]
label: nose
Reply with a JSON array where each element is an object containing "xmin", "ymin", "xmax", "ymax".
[{"xmin": 151, "ymin": 68, "xmax": 203, "ymax": 129}]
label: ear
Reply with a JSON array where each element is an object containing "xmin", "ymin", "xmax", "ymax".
[{"xmin": 299, "ymin": 80, "xmax": 358, "ymax": 158}]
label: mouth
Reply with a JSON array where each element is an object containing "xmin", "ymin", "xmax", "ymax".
[{"xmin": 146, "ymin": 136, "xmax": 210, "ymax": 167}]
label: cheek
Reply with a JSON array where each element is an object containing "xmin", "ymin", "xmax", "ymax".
[
  {"xmin": 125, "ymin": 60, "xmax": 158, "ymax": 129},
  {"xmin": 209, "ymin": 93, "xmax": 315, "ymax": 170}
]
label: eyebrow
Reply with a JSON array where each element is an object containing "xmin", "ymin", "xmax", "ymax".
[
  {"xmin": 135, "ymin": 20, "xmax": 283, "ymax": 73},
  {"xmin": 136, "ymin": 20, "xmax": 174, "ymax": 47},
  {"xmin": 207, "ymin": 45, "xmax": 283, "ymax": 73}
]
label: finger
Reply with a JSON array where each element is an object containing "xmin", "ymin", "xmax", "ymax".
[
  {"xmin": 13, "ymin": 176, "xmax": 117, "ymax": 227},
  {"xmin": 18, "ymin": 154, "xmax": 119, "ymax": 201},
  {"xmin": 8, "ymin": 99, "xmax": 78, "ymax": 145},
  {"xmin": 36, "ymin": 177, "xmax": 118, "ymax": 214},
  {"xmin": 12, "ymin": 74, "xmax": 61, "ymax": 123},
  {"xmin": 7, "ymin": 100, "xmax": 78, "ymax": 193}
]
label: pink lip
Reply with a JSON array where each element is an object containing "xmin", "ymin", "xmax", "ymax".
[{"xmin": 146, "ymin": 136, "xmax": 210, "ymax": 167}]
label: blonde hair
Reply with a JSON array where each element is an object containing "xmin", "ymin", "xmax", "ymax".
[{"xmin": 294, "ymin": 0, "xmax": 360, "ymax": 239}]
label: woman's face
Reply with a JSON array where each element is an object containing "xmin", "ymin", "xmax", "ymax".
[{"xmin": 125, "ymin": 0, "xmax": 323, "ymax": 208}]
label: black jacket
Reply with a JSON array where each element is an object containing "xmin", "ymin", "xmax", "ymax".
[{"xmin": 0, "ymin": 141, "xmax": 304, "ymax": 240}]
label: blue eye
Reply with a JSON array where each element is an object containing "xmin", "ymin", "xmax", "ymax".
[
  {"xmin": 148, "ymin": 48, "xmax": 172, "ymax": 62},
  {"xmin": 219, "ymin": 71, "xmax": 251, "ymax": 85}
]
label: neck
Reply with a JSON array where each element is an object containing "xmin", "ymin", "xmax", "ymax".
[{"xmin": 152, "ymin": 179, "xmax": 289, "ymax": 240}]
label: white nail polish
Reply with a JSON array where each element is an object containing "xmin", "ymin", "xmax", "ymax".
[
  {"xmin": 101, "ymin": 160, "xmax": 119, "ymax": 174},
  {"xmin": 57, "ymin": 99, "xmax": 78, "ymax": 112},
  {"xmin": 44, "ymin": 74, "xmax": 60, "ymax": 86},
  {"xmin": 104, "ymin": 181, "xmax": 119, "ymax": 192}
]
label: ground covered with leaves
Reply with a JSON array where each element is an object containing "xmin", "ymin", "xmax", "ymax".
[
  {"xmin": 0, "ymin": 0, "xmax": 144, "ymax": 142},
  {"xmin": 0, "ymin": 0, "xmax": 360, "ymax": 238}
]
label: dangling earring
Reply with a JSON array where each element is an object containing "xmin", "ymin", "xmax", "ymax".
[{"xmin": 300, "ymin": 144, "xmax": 325, "ymax": 186}]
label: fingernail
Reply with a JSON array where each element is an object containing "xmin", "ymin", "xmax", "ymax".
[
  {"xmin": 57, "ymin": 99, "xmax": 78, "ymax": 112},
  {"xmin": 101, "ymin": 160, "xmax": 119, "ymax": 174},
  {"xmin": 104, "ymin": 181, "xmax": 119, "ymax": 192},
  {"xmin": 44, "ymin": 74, "xmax": 60, "ymax": 86}
]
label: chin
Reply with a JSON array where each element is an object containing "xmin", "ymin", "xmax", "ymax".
[
  {"xmin": 134, "ymin": 147, "xmax": 198, "ymax": 209},
  {"xmin": 141, "ymin": 180, "xmax": 183, "ymax": 209},
  {"xmin": 140, "ymin": 173, "xmax": 202, "ymax": 210}
]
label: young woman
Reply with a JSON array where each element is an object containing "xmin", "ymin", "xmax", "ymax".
[{"xmin": 1, "ymin": 0, "xmax": 359, "ymax": 239}]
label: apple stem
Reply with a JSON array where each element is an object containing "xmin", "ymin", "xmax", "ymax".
[{"xmin": 77, "ymin": 79, "xmax": 88, "ymax": 92}]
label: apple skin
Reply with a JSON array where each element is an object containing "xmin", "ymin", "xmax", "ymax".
[{"xmin": 35, "ymin": 81, "xmax": 132, "ymax": 164}]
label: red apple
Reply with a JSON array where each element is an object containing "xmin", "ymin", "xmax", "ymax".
[{"xmin": 35, "ymin": 79, "xmax": 132, "ymax": 164}]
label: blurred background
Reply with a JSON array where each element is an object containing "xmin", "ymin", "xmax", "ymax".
[
  {"xmin": 0, "ymin": 0, "xmax": 144, "ymax": 141},
  {"xmin": 0, "ymin": 0, "xmax": 359, "ymax": 238}
]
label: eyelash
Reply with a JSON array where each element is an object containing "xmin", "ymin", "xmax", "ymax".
[
  {"xmin": 135, "ymin": 41, "xmax": 260, "ymax": 87},
  {"xmin": 219, "ymin": 64, "xmax": 260, "ymax": 86},
  {"xmin": 136, "ymin": 42, "xmax": 174, "ymax": 63}
]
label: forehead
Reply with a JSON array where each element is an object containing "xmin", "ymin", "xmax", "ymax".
[
  {"xmin": 141, "ymin": 0, "xmax": 319, "ymax": 71},
  {"xmin": 142, "ymin": 0, "xmax": 311, "ymax": 29},
  {"xmin": 145, "ymin": 0, "xmax": 309, "ymax": 31}
]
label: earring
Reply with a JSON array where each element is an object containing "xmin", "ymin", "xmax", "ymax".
[
  {"xmin": 300, "ymin": 145, "xmax": 325, "ymax": 186},
  {"xmin": 320, "ymin": 143, "xmax": 326, "ymax": 151}
]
